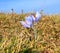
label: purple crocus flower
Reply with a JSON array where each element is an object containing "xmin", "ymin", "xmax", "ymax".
[
  {"xmin": 20, "ymin": 11, "xmax": 41, "ymax": 28},
  {"xmin": 20, "ymin": 15, "xmax": 33, "ymax": 28}
]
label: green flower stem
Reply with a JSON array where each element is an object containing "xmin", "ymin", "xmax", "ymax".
[
  {"xmin": 32, "ymin": 26, "xmax": 37, "ymax": 41},
  {"xmin": 32, "ymin": 23, "xmax": 37, "ymax": 49}
]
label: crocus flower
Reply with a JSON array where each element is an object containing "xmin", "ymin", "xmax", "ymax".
[
  {"xmin": 20, "ymin": 15, "xmax": 33, "ymax": 28},
  {"xmin": 20, "ymin": 11, "xmax": 41, "ymax": 28}
]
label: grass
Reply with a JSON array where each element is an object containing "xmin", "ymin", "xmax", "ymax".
[{"xmin": 0, "ymin": 12, "xmax": 60, "ymax": 53}]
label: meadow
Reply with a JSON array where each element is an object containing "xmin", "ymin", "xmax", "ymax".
[{"xmin": 0, "ymin": 12, "xmax": 60, "ymax": 53}]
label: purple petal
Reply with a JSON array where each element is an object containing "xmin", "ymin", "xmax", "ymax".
[
  {"xmin": 25, "ymin": 16, "xmax": 33, "ymax": 25},
  {"xmin": 25, "ymin": 16, "xmax": 33, "ymax": 22},
  {"xmin": 35, "ymin": 12, "xmax": 41, "ymax": 22},
  {"xmin": 20, "ymin": 21, "xmax": 32, "ymax": 28}
]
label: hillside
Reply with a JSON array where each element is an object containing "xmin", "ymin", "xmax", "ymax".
[{"xmin": 0, "ymin": 13, "xmax": 60, "ymax": 53}]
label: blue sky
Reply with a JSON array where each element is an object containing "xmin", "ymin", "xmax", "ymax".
[{"xmin": 0, "ymin": 0, "xmax": 60, "ymax": 14}]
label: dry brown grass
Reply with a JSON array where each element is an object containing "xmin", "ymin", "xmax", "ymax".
[{"xmin": 0, "ymin": 13, "xmax": 60, "ymax": 53}]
